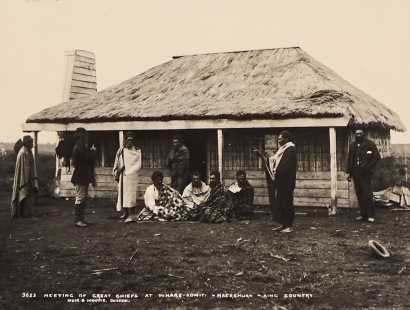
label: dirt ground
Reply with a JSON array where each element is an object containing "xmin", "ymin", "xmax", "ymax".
[{"xmin": 1, "ymin": 197, "xmax": 409, "ymax": 310}]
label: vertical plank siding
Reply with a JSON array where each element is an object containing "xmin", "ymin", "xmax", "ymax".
[{"xmin": 59, "ymin": 168, "xmax": 171, "ymax": 200}]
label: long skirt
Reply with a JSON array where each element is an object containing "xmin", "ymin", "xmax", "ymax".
[{"xmin": 272, "ymin": 182, "xmax": 295, "ymax": 228}]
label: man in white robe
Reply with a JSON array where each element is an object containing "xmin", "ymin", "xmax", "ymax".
[
  {"xmin": 113, "ymin": 132, "xmax": 141, "ymax": 223},
  {"xmin": 182, "ymin": 171, "xmax": 210, "ymax": 210}
]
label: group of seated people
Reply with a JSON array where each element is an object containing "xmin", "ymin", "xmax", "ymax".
[{"xmin": 135, "ymin": 170, "xmax": 254, "ymax": 223}]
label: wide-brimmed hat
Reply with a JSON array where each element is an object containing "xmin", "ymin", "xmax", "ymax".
[
  {"xmin": 73, "ymin": 127, "xmax": 89, "ymax": 137},
  {"xmin": 22, "ymin": 135, "xmax": 33, "ymax": 144}
]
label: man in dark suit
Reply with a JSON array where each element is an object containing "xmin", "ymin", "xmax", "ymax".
[
  {"xmin": 71, "ymin": 127, "xmax": 96, "ymax": 227},
  {"xmin": 346, "ymin": 128, "xmax": 381, "ymax": 223}
]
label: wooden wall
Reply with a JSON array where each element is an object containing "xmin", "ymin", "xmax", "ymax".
[
  {"xmin": 224, "ymin": 170, "xmax": 349, "ymax": 207},
  {"xmin": 59, "ymin": 168, "xmax": 171, "ymax": 201},
  {"xmin": 56, "ymin": 127, "xmax": 389, "ymax": 209},
  {"xmin": 58, "ymin": 168, "xmax": 350, "ymax": 208}
]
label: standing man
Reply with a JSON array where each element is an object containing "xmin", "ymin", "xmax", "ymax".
[
  {"xmin": 166, "ymin": 135, "xmax": 190, "ymax": 194},
  {"xmin": 11, "ymin": 135, "xmax": 38, "ymax": 218},
  {"xmin": 228, "ymin": 170, "xmax": 255, "ymax": 220},
  {"xmin": 254, "ymin": 131, "xmax": 297, "ymax": 233},
  {"xmin": 71, "ymin": 127, "xmax": 96, "ymax": 227},
  {"xmin": 113, "ymin": 132, "xmax": 142, "ymax": 223},
  {"xmin": 346, "ymin": 128, "xmax": 381, "ymax": 223}
]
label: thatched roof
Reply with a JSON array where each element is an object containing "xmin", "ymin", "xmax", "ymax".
[{"xmin": 27, "ymin": 47, "xmax": 405, "ymax": 131}]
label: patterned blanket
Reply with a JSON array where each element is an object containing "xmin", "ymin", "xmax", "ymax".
[
  {"xmin": 192, "ymin": 183, "xmax": 234, "ymax": 223},
  {"xmin": 137, "ymin": 184, "xmax": 189, "ymax": 221}
]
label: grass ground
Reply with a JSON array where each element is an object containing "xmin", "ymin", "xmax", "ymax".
[
  {"xmin": 1, "ymin": 147, "xmax": 409, "ymax": 309},
  {"xmin": 0, "ymin": 196, "xmax": 409, "ymax": 310}
]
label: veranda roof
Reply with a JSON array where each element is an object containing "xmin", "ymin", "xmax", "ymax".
[{"xmin": 26, "ymin": 47, "xmax": 405, "ymax": 132}]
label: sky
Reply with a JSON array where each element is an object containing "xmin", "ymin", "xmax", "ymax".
[{"xmin": 1, "ymin": 0, "xmax": 409, "ymax": 144}]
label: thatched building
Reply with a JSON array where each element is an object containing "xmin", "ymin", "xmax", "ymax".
[{"xmin": 23, "ymin": 47, "xmax": 405, "ymax": 208}]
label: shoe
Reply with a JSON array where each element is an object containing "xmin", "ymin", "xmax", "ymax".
[
  {"xmin": 120, "ymin": 213, "xmax": 127, "ymax": 219},
  {"xmin": 356, "ymin": 216, "xmax": 366, "ymax": 221},
  {"xmin": 272, "ymin": 225, "xmax": 284, "ymax": 231},
  {"xmin": 280, "ymin": 227, "xmax": 293, "ymax": 233},
  {"xmin": 75, "ymin": 221, "xmax": 87, "ymax": 227},
  {"xmin": 124, "ymin": 217, "xmax": 136, "ymax": 223},
  {"xmin": 368, "ymin": 218, "xmax": 375, "ymax": 223}
]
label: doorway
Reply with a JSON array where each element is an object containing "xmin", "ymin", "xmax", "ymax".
[{"xmin": 175, "ymin": 130, "xmax": 212, "ymax": 182}]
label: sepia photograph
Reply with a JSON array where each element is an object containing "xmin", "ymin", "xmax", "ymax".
[{"xmin": 1, "ymin": 0, "xmax": 409, "ymax": 309}]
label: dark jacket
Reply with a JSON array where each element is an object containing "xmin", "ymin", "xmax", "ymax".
[
  {"xmin": 275, "ymin": 146, "xmax": 297, "ymax": 190},
  {"xmin": 346, "ymin": 138, "xmax": 381, "ymax": 177},
  {"xmin": 166, "ymin": 144, "xmax": 190, "ymax": 178},
  {"xmin": 71, "ymin": 142, "xmax": 96, "ymax": 186}
]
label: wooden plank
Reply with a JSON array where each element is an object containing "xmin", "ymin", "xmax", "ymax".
[
  {"xmin": 70, "ymin": 87, "xmax": 97, "ymax": 95},
  {"xmin": 70, "ymin": 93, "xmax": 90, "ymax": 100},
  {"xmin": 294, "ymin": 189, "xmax": 348, "ymax": 199},
  {"xmin": 62, "ymin": 54, "xmax": 75, "ymax": 102},
  {"xmin": 74, "ymin": 62, "xmax": 96, "ymax": 70},
  {"xmin": 296, "ymin": 171, "xmax": 348, "ymax": 180},
  {"xmin": 224, "ymin": 170, "xmax": 265, "ymax": 179},
  {"xmin": 218, "ymin": 129, "xmax": 224, "ymax": 182},
  {"xmin": 72, "ymin": 73, "xmax": 97, "ymax": 83},
  {"xmin": 24, "ymin": 117, "xmax": 349, "ymax": 132},
  {"xmin": 73, "ymin": 55, "xmax": 95, "ymax": 64},
  {"xmin": 297, "ymin": 179, "xmax": 349, "ymax": 190},
  {"xmin": 225, "ymin": 178, "xmax": 349, "ymax": 190},
  {"xmin": 73, "ymin": 67, "xmax": 97, "ymax": 77},
  {"xmin": 224, "ymin": 178, "xmax": 267, "ymax": 188},
  {"xmin": 329, "ymin": 127, "xmax": 337, "ymax": 208},
  {"xmin": 74, "ymin": 50, "xmax": 95, "ymax": 59},
  {"xmin": 295, "ymin": 201, "xmax": 349, "ymax": 208},
  {"xmin": 25, "ymin": 118, "xmax": 350, "ymax": 135},
  {"xmin": 254, "ymin": 196, "xmax": 269, "ymax": 205},
  {"xmin": 71, "ymin": 80, "xmax": 97, "ymax": 88}
]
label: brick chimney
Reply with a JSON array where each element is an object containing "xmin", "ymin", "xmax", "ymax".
[{"xmin": 62, "ymin": 50, "xmax": 97, "ymax": 102}]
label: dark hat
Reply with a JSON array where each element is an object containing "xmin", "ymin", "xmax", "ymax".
[
  {"xmin": 125, "ymin": 131, "xmax": 135, "ymax": 140},
  {"xmin": 22, "ymin": 135, "xmax": 33, "ymax": 144},
  {"xmin": 173, "ymin": 135, "xmax": 183, "ymax": 143},
  {"xmin": 73, "ymin": 127, "xmax": 89, "ymax": 137}
]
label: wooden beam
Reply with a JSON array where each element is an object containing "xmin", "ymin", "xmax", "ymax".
[
  {"xmin": 70, "ymin": 86, "xmax": 97, "ymax": 95},
  {"xmin": 73, "ymin": 67, "xmax": 96, "ymax": 77},
  {"xmin": 62, "ymin": 54, "xmax": 75, "ymax": 102},
  {"xmin": 119, "ymin": 131, "xmax": 124, "ymax": 147},
  {"xmin": 55, "ymin": 134, "xmax": 60, "ymax": 177},
  {"xmin": 33, "ymin": 131, "xmax": 38, "ymax": 161},
  {"xmin": 217, "ymin": 129, "xmax": 224, "ymax": 184},
  {"xmin": 100, "ymin": 138, "xmax": 106, "ymax": 167},
  {"xmin": 206, "ymin": 137, "xmax": 211, "ymax": 183},
  {"xmin": 71, "ymin": 80, "xmax": 97, "ymax": 89},
  {"xmin": 72, "ymin": 73, "xmax": 97, "ymax": 83},
  {"xmin": 22, "ymin": 117, "xmax": 349, "ymax": 132},
  {"xmin": 329, "ymin": 127, "xmax": 338, "ymax": 212}
]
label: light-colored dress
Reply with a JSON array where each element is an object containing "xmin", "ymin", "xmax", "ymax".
[{"xmin": 114, "ymin": 147, "xmax": 141, "ymax": 211}]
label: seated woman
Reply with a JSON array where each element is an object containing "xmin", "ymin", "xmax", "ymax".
[{"xmin": 137, "ymin": 171, "xmax": 189, "ymax": 221}]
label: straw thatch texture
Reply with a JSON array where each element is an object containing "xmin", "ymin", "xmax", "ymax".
[{"xmin": 27, "ymin": 47, "xmax": 405, "ymax": 131}]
